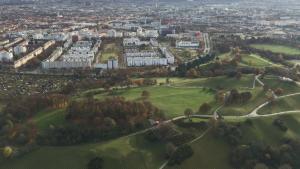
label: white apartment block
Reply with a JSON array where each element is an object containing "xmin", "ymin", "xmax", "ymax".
[{"xmin": 176, "ymin": 41, "xmax": 200, "ymax": 48}]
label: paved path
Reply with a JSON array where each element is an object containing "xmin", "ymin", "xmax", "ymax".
[
  {"xmin": 246, "ymin": 92, "xmax": 300, "ymax": 117},
  {"xmin": 158, "ymin": 127, "xmax": 212, "ymax": 169}
]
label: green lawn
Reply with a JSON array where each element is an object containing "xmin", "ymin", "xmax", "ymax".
[
  {"xmin": 288, "ymin": 60, "xmax": 300, "ymax": 65},
  {"xmin": 257, "ymin": 95, "xmax": 300, "ymax": 115},
  {"xmin": 169, "ymin": 47, "xmax": 199, "ymax": 61},
  {"xmin": 241, "ymin": 114, "xmax": 300, "ymax": 145},
  {"xmin": 156, "ymin": 75, "xmax": 255, "ymax": 90},
  {"xmin": 94, "ymin": 86, "xmax": 216, "ymax": 117},
  {"xmin": 100, "ymin": 43, "xmax": 120, "ymax": 63},
  {"xmin": 218, "ymin": 52, "xmax": 278, "ymax": 68},
  {"xmin": 0, "ymin": 134, "xmax": 166, "ymax": 169},
  {"xmin": 220, "ymin": 88, "xmax": 267, "ymax": 116},
  {"xmin": 165, "ymin": 131, "xmax": 232, "ymax": 169},
  {"xmin": 261, "ymin": 76, "xmax": 300, "ymax": 93},
  {"xmin": 250, "ymin": 44, "xmax": 300, "ymax": 56},
  {"xmin": 32, "ymin": 109, "xmax": 66, "ymax": 131},
  {"xmin": 240, "ymin": 54, "xmax": 275, "ymax": 67}
]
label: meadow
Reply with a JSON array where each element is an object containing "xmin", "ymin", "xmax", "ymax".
[{"xmin": 250, "ymin": 44, "xmax": 300, "ymax": 56}]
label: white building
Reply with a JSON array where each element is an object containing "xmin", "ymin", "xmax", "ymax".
[
  {"xmin": 42, "ymin": 40, "xmax": 100, "ymax": 69},
  {"xmin": 123, "ymin": 38, "xmax": 149, "ymax": 47},
  {"xmin": 0, "ymin": 51, "xmax": 13, "ymax": 62},
  {"xmin": 136, "ymin": 27, "xmax": 159, "ymax": 38},
  {"xmin": 176, "ymin": 41, "xmax": 200, "ymax": 48},
  {"xmin": 125, "ymin": 49, "xmax": 174, "ymax": 67},
  {"xmin": 13, "ymin": 45, "xmax": 27, "ymax": 55}
]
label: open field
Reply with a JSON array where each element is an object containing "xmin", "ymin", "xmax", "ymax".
[
  {"xmin": 289, "ymin": 60, "xmax": 300, "ymax": 64},
  {"xmin": 3, "ymin": 111, "xmax": 300, "ymax": 169},
  {"xmin": 250, "ymin": 44, "xmax": 300, "ymax": 55},
  {"xmin": 261, "ymin": 76, "xmax": 300, "ymax": 93},
  {"xmin": 220, "ymin": 88, "xmax": 267, "ymax": 116},
  {"xmin": 156, "ymin": 74, "xmax": 255, "ymax": 90},
  {"xmin": 218, "ymin": 52, "xmax": 278, "ymax": 67},
  {"xmin": 0, "ymin": 120, "xmax": 207, "ymax": 169},
  {"xmin": 241, "ymin": 114, "xmax": 300, "ymax": 145},
  {"xmin": 240, "ymin": 54, "xmax": 275, "ymax": 67},
  {"xmin": 0, "ymin": 134, "xmax": 166, "ymax": 169},
  {"xmin": 2, "ymin": 74, "xmax": 300, "ymax": 169},
  {"xmin": 257, "ymin": 95, "xmax": 300, "ymax": 115},
  {"xmin": 94, "ymin": 86, "xmax": 217, "ymax": 117},
  {"xmin": 169, "ymin": 47, "xmax": 199, "ymax": 61},
  {"xmin": 165, "ymin": 131, "xmax": 232, "ymax": 169},
  {"xmin": 32, "ymin": 109, "xmax": 66, "ymax": 131},
  {"xmin": 100, "ymin": 43, "xmax": 120, "ymax": 62}
]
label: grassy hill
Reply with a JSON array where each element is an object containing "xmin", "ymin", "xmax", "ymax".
[
  {"xmin": 257, "ymin": 95, "xmax": 300, "ymax": 115},
  {"xmin": 250, "ymin": 44, "xmax": 300, "ymax": 56},
  {"xmin": 94, "ymin": 86, "xmax": 216, "ymax": 117}
]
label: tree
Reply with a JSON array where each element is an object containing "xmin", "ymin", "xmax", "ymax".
[
  {"xmin": 198, "ymin": 103, "xmax": 212, "ymax": 113},
  {"xmin": 87, "ymin": 157, "xmax": 103, "ymax": 169},
  {"xmin": 274, "ymin": 88, "xmax": 284, "ymax": 95},
  {"xmin": 236, "ymin": 72, "xmax": 242, "ymax": 80},
  {"xmin": 165, "ymin": 142, "xmax": 177, "ymax": 158},
  {"xmin": 168, "ymin": 144, "xmax": 194, "ymax": 166},
  {"xmin": 184, "ymin": 108, "xmax": 193, "ymax": 121},
  {"xmin": 254, "ymin": 163, "xmax": 269, "ymax": 169},
  {"xmin": 141, "ymin": 90, "xmax": 150, "ymax": 99},
  {"xmin": 3, "ymin": 146, "xmax": 13, "ymax": 158},
  {"xmin": 186, "ymin": 68, "xmax": 199, "ymax": 78}
]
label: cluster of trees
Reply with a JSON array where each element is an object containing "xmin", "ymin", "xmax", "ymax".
[
  {"xmin": 225, "ymin": 89, "xmax": 252, "ymax": 105},
  {"xmin": 213, "ymin": 121, "xmax": 243, "ymax": 146},
  {"xmin": 273, "ymin": 118, "xmax": 288, "ymax": 132},
  {"xmin": 167, "ymin": 144, "xmax": 194, "ymax": 166},
  {"xmin": 3, "ymin": 94, "xmax": 68, "ymax": 121},
  {"xmin": 175, "ymin": 119, "xmax": 208, "ymax": 129},
  {"xmin": 231, "ymin": 139, "xmax": 300, "ymax": 169},
  {"xmin": 144, "ymin": 124, "xmax": 195, "ymax": 165},
  {"xmin": 265, "ymin": 67, "xmax": 299, "ymax": 81},
  {"xmin": 88, "ymin": 157, "xmax": 103, "ymax": 169},
  {"xmin": 39, "ymin": 97, "xmax": 164, "ymax": 145},
  {"xmin": 177, "ymin": 53, "xmax": 216, "ymax": 76},
  {"xmin": 245, "ymin": 47, "xmax": 294, "ymax": 67}
]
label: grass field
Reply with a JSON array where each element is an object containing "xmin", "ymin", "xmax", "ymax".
[
  {"xmin": 0, "ymin": 134, "xmax": 166, "ymax": 169},
  {"xmin": 169, "ymin": 47, "xmax": 199, "ymax": 61},
  {"xmin": 288, "ymin": 60, "xmax": 300, "ymax": 65},
  {"xmin": 257, "ymin": 95, "xmax": 300, "ymax": 115},
  {"xmin": 218, "ymin": 52, "xmax": 278, "ymax": 67},
  {"xmin": 94, "ymin": 86, "xmax": 217, "ymax": 117},
  {"xmin": 261, "ymin": 76, "xmax": 300, "ymax": 93},
  {"xmin": 32, "ymin": 109, "xmax": 66, "ymax": 131},
  {"xmin": 241, "ymin": 114, "xmax": 300, "ymax": 145},
  {"xmin": 165, "ymin": 131, "xmax": 232, "ymax": 169},
  {"xmin": 156, "ymin": 75, "xmax": 255, "ymax": 90},
  {"xmin": 220, "ymin": 88, "xmax": 267, "ymax": 116},
  {"xmin": 100, "ymin": 43, "xmax": 120, "ymax": 63},
  {"xmin": 0, "ymin": 121, "xmax": 207, "ymax": 169},
  {"xmin": 250, "ymin": 44, "xmax": 300, "ymax": 55},
  {"xmin": 3, "ymin": 112, "xmax": 300, "ymax": 169},
  {"xmin": 240, "ymin": 54, "xmax": 275, "ymax": 67}
]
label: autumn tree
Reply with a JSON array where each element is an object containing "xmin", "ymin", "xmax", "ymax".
[
  {"xmin": 198, "ymin": 103, "xmax": 212, "ymax": 114},
  {"xmin": 184, "ymin": 108, "xmax": 193, "ymax": 121},
  {"xmin": 186, "ymin": 68, "xmax": 199, "ymax": 78},
  {"xmin": 88, "ymin": 157, "xmax": 103, "ymax": 169},
  {"xmin": 141, "ymin": 90, "xmax": 150, "ymax": 99}
]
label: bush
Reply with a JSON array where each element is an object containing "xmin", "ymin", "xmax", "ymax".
[
  {"xmin": 168, "ymin": 144, "xmax": 194, "ymax": 166},
  {"xmin": 88, "ymin": 157, "xmax": 103, "ymax": 169},
  {"xmin": 273, "ymin": 119, "xmax": 288, "ymax": 132}
]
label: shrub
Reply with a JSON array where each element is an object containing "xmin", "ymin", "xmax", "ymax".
[{"xmin": 168, "ymin": 144, "xmax": 194, "ymax": 166}]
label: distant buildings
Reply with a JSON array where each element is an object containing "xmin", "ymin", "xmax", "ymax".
[
  {"xmin": 176, "ymin": 40, "xmax": 200, "ymax": 48},
  {"xmin": 42, "ymin": 40, "xmax": 100, "ymax": 69},
  {"xmin": 0, "ymin": 51, "xmax": 13, "ymax": 62}
]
